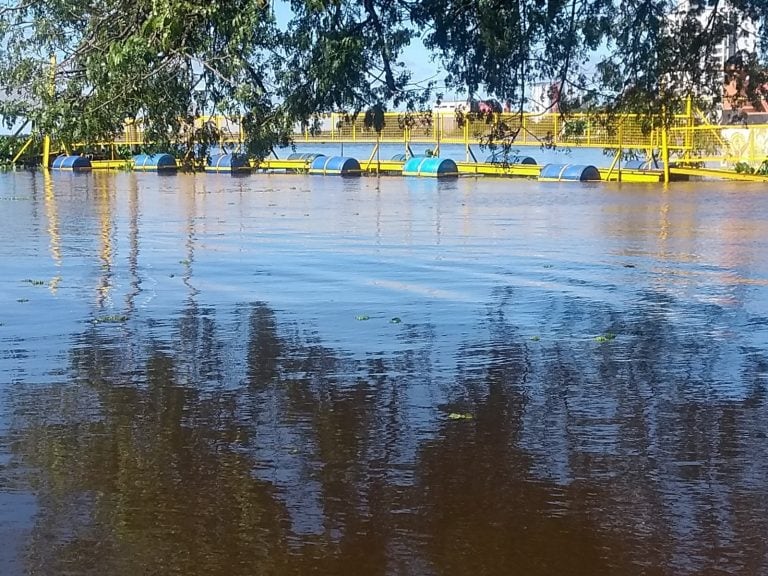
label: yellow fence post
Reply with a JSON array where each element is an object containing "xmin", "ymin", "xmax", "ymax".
[
  {"xmin": 684, "ymin": 95, "xmax": 693, "ymax": 162},
  {"xmin": 618, "ymin": 119, "xmax": 623, "ymax": 183},
  {"xmin": 464, "ymin": 116, "xmax": 470, "ymax": 161},
  {"xmin": 522, "ymin": 113, "xmax": 527, "ymax": 145},
  {"xmin": 404, "ymin": 124, "xmax": 409, "ymax": 156},
  {"xmin": 42, "ymin": 53, "xmax": 57, "ymax": 170},
  {"xmin": 661, "ymin": 111, "xmax": 670, "ymax": 184}
]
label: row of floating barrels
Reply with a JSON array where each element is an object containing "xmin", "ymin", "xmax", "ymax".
[
  {"xmin": 50, "ymin": 153, "xmax": 605, "ymax": 181},
  {"xmin": 50, "ymin": 153, "xmax": 248, "ymax": 172},
  {"xmin": 296, "ymin": 154, "xmax": 605, "ymax": 181}
]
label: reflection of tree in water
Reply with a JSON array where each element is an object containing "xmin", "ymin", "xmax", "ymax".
[
  {"xmin": 415, "ymin": 293, "xmax": 612, "ymax": 575},
  {"xmin": 16, "ymin": 327, "xmax": 291, "ymax": 576},
  {"xmin": 10, "ymin": 290, "xmax": 768, "ymax": 575}
]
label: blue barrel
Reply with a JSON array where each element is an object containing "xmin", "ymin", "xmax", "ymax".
[
  {"xmin": 287, "ymin": 152, "xmax": 325, "ymax": 161},
  {"xmin": 402, "ymin": 157, "xmax": 459, "ymax": 178},
  {"xmin": 486, "ymin": 153, "xmax": 537, "ymax": 165},
  {"xmin": 284, "ymin": 152, "xmax": 324, "ymax": 172},
  {"xmin": 51, "ymin": 155, "xmax": 91, "ymax": 171},
  {"xmin": 206, "ymin": 153, "xmax": 250, "ymax": 173},
  {"xmin": 133, "ymin": 153, "xmax": 177, "ymax": 171},
  {"xmin": 309, "ymin": 156, "xmax": 361, "ymax": 176},
  {"xmin": 538, "ymin": 163, "xmax": 601, "ymax": 181}
]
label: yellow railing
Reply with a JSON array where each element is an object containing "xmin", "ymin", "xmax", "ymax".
[
  {"xmin": 294, "ymin": 111, "xmax": 694, "ymax": 150},
  {"xmin": 66, "ymin": 110, "xmax": 768, "ymax": 172}
]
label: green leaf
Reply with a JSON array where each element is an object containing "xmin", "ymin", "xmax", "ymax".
[{"xmin": 594, "ymin": 332, "xmax": 616, "ymax": 343}]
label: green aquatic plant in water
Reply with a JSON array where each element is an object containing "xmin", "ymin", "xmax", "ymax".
[
  {"xmin": 594, "ymin": 332, "xmax": 616, "ymax": 343},
  {"xmin": 94, "ymin": 315, "xmax": 128, "ymax": 324}
]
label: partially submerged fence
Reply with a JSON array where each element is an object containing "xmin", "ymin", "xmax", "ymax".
[{"xmin": 47, "ymin": 108, "xmax": 768, "ymax": 180}]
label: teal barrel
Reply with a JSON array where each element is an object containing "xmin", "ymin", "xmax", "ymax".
[
  {"xmin": 51, "ymin": 155, "xmax": 91, "ymax": 171},
  {"xmin": 402, "ymin": 157, "xmax": 459, "ymax": 178},
  {"xmin": 133, "ymin": 153, "xmax": 177, "ymax": 172},
  {"xmin": 486, "ymin": 153, "xmax": 537, "ymax": 165},
  {"xmin": 308, "ymin": 156, "xmax": 361, "ymax": 176},
  {"xmin": 538, "ymin": 163, "xmax": 601, "ymax": 181},
  {"xmin": 206, "ymin": 153, "xmax": 250, "ymax": 173}
]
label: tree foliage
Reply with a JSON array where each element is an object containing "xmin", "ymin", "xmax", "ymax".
[{"xmin": 0, "ymin": 0, "xmax": 766, "ymax": 157}]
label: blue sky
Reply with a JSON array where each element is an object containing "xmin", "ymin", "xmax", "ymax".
[{"xmin": 272, "ymin": 0, "xmax": 464, "ymax": 100}]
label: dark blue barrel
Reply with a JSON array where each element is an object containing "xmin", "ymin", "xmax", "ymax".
[
  {"xmin": 402, "ymin": 157, "xmax": 459, "ymax": 178},
  {"xmin": 51, "ymin": 155, "xmax": 91, "ymax": 171},
  {"xmin": 133, "ymin": 153, "xmax": 177, "ymax": 171},
  {"xmin": 486, "ymin": 153, "xmax": 537, "ymax": 165},
  {"xmin": 206, "ymin": 153, "xmax": 250, "ymax": 173},
  {"xmin": 538, "ymin": 163, "xmax": 601, "ymax": 181},
  {"xmin": 309, "ymin": 156, "xmax": 361, "ymax": 176}
]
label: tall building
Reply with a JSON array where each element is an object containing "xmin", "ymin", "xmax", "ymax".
[{"xmin": 669, "ymin": 0, "xmax": 764, "ymax": 122}]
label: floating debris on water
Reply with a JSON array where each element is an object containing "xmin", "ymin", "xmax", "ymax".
[
  {"xmin": 355, "ymin": 314, "xmax": 370, "ymax": 321},
  {"xmin": 389, "ymin": 317, "xmax": 402, "ymax": 324},
  {"xmin": 94, "ymin": 315, "xmax": 128, "ymax": 324},
  {"xmin": 595, "ymin": 332, "xmax": 617, "ymax": 343},
  {"xmin": 447, "ymin": 412, "xmax": 474, "ymax": 421},
  {"xmin": 23, "ymin": 279, "xmax": 46, "ymax": 286}
]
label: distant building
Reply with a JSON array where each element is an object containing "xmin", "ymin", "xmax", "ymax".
[
  {"xmin": 432, "ymin": 98, "xmax": 501, "ymax": 115},
  {"xmin": 432, "ymin": 100, "xmax": 472, "ymax": 115},
  {"xmin": 669, "ymin": 0, "xmax": 757, "ymax": 71},
  {"xmin": 667, "ymin": 0, "xmax": 764, "ymax": 123}
]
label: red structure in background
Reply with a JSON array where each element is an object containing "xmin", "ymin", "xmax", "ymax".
[{"xmin": 721, "ymin": 61, "xmax": 768, "ymax": 124}]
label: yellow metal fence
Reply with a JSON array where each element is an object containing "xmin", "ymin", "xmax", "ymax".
[{"xmin": 71, "ymin": 111, "xmax": 768, "ymax": 171}]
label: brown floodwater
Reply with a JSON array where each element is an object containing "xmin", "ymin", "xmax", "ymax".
[{"xmin": 1, "ymin": 170, "xmax": 767, "ymax": 575}]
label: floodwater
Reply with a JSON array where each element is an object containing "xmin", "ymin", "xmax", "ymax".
[{"xmin": 1, "ymin": 170, "xmax": 768, "ymax": 576}]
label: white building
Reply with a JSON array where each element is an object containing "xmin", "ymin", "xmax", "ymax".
[{"xmin": 669, "ymin": 0, "xmax": 758, "ymax": 70}]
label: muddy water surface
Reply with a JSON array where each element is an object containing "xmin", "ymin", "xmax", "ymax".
[{"xmin": 1, "ymin": 171, "xmax": 768, "ymax": 575}]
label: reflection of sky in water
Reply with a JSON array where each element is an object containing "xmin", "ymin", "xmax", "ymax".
[{"xmin": 2, "ymin": 171, "xmax": 768, "ymax": 574}]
